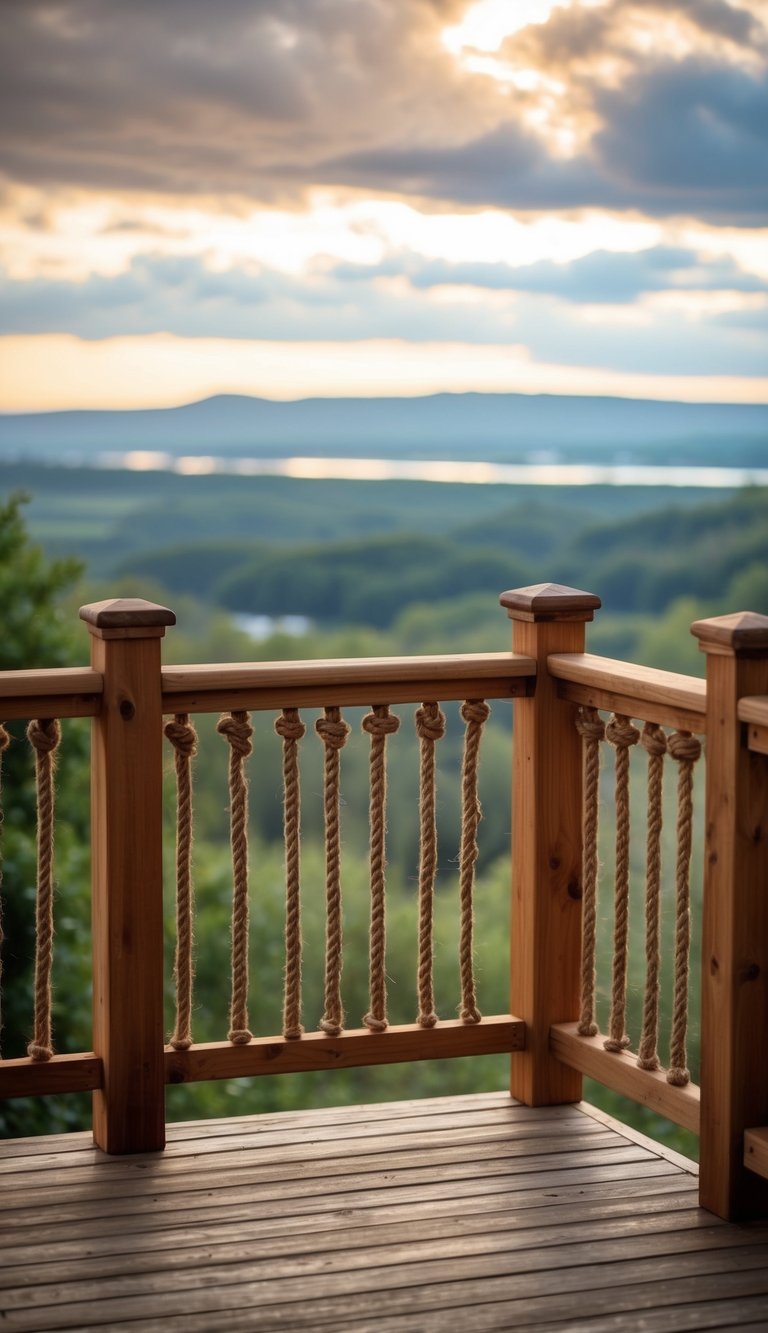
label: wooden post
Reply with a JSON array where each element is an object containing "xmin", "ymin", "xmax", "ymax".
[
  {"xmin": 500, "ymin": 583, "xmax": 601, "ymax": 1105},
  {"xmin": 691, "ymin": 611, "xmax": 768, "ymax": 1219},
  {"xmin": 80, "ymin": 597, "xmax": 175, "ymax": 1154}
]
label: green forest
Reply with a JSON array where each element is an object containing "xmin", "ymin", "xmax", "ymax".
[{"xmin": 1, "ymin": 468, "xmax": 767, "ymax": 1155}]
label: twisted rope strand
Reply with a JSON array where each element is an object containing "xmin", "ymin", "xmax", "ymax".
[
  {"xmin": 604, "ymin": 714, "xmax": 639, "ymax": 1053},
  {"xmin": 667, "ymin": 730, "xmax": 702, "ymax": 1087},
  {"xmin": 0, "ymin": 724, "xmax": 10, "ymax": 1057},
  {"xmin": 458, "ymin": 700, "xmax": 490, "ymax": 1024},
  {"xmin": 362, "ymin": 705, "xmax": 400, "ymax": 1032},
  {"xmin": 26, "ymin": 718, "xmax": 61, "ymax": 1061},
  {"xmin": 415, "ymin": 702, "xmax": 446, "ymax": 1028},
  {"xmin": 217, "ymin": 710, "xmax": 254, "ymax": 1045},
  {"xmin": 575, "ymin": 707, "xmax": 605, "ymax": 1036},
  {"xmin": 165, "ymin": 714, "xmax": 198, "ymax": 1051},
  {"xmin": 275, "ymin": 708, "xmax": 306, "ymax": 1040},
  {"xmin": 637, "ymin": 722, "xmax": 667, "ymax": 1071},
  {"xmin": 316, "ymin": 706, "xmax": 350, "ymax": 1036}
]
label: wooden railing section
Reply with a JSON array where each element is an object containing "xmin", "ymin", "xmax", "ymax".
[{"xmin": 0, "ymin": 587, "xmax": 768, "ymax": 1220}]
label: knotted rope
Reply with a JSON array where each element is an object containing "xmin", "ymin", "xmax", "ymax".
[
  {"xmin": 415, "ymin": 701, "xmax": 446, "ymax": 1028},
  {"xmin": 458, "ymin": 700, "xmax": 490, "ymax": 1024},
  {"xmin": 165, "ymin": 714, "xmax": 198, "ymax": 1051},
  {"xmin": 362, "ymin": 704, "xmax": 400, "ymax": 1032},
  {"xmin": 316, "ymin": 706, "xmax": 350, "ymax": 1036},
  {"xmin": 666, "ymin": 729, "xmax": 702, "ymax": 1086},
  {"xmin": 637, "ymin": 722, "xmax": 667, "ymax": 1071},
  {"xmin": 26, "ymin": 718, "xmax": 61, "ymax": 1061},
  {"xmin": 575, "ymin": 707, "xmax": 605, "ymax": 1036},
  {"xmin": 0, "ymin": 724, "xmax": 10, "ymax": 1056},
  {"xmin": 217, "ymin": 710, "xmax": 254, "ymax": 1045},
  {"xmin": 275, "ymin": 708, "xmax": 306, "ymax": 1040},
  {"xmin": 604, "ymin": 713, "xmax": 639, "ymax": 1053}
]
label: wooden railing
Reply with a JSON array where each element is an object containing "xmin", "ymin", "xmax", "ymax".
[{"xmin": 0, "ymin": 585, "xmax": 767, "ymax": 1221}]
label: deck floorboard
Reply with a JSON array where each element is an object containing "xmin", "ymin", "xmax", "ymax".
[{"xmin": 1, "ymin": 1092, "xmax": 767, "ymax": 1331}]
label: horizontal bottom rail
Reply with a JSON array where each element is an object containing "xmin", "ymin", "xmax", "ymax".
[
  {"xmin": 550, "ymin": 1022, "xmax": 700, "ymax": 1135},
  {"xmin": 0, "ymin": 1052, "xmax": 103, "ymax": 1100},
  {"xmin": 745, "ymin": 1128, "xmax": 768, "ymax": 1181},
  {"xmin": 166, "ymin": 1015, "xmax": 525, "ymax": 1084}
]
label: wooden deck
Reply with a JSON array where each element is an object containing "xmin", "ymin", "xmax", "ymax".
[{"xmin": 2, "ymin": 1092, "xmax": 768, "ymax": 1331}]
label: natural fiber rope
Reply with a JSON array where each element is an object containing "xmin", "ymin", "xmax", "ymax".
[
  {"xmin": 458, "ymin": 700, "xmax": 490, "ymax": 1024},
  {"xmin": 165, "ymin": 714, "xmax": 198, "ymax": 1051},
  {"xmin": 575, "ymin": 707, "xmax": 605, "ymax": 1036},
  {"xmin": 217, "ymin": 710, "xmax": 254, "ymax": 1045},
  {"xmin": 275, "ymin": 708, "xmax": 306, "ymax": 1040},
  {"xmin": 26, "ymin": 718, "xmax": 61, "ymax": 1061},
  {"xmin": 362, "ymin": 704, "xmax": 400, "ymax": 1032},
  {"xmin": 637, "ymin": 722, "xmax": 667, "ymax": 1071},
  {"xmin": 0, "ymin": 724, "xmax": 10, "ymax": 1057},
  {"xmin": 666, "ymin": 730, "xmax": 702, "ymax": 1086},
  {"xmin": 415, "ymin": 702, "xmax": 446, "ymax": 1028},
  {"xmin": 604, "ymin": 713, "xmax": 639, "ymax": 1053},
  {"xmin": 316, "ymin": 706, "xmax": 350, "ymax": 1036}
]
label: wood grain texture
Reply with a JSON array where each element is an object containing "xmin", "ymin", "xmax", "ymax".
[
  {"xmin": 745, "ymin": 1127, "xmax": 768, "ymax": 1181},
  {"xmin": 548, "ymin": 653, "xmax": 706, "ymax": 726},
  {"xmin": 0, "ymin": 1052, "xmax": 102, "ymax": 1099},
  {"xmin": 165, "ymin": 1017, "xmax": 525, "ymax": 1083},
  {"xmin": 739, "ymin": 696, "xmax": 768, "ymax": 755}
]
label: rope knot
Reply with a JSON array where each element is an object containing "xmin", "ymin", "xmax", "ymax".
[
  {"xmin": 461, "ymin": 700, "xmax": 491, "ymax": 726},
  {"xmin": 165, "ymin": 715, "xmax": 198, "ymax": 758},
  {"xmin": 362, "ymin": 704, "xmax": 400, "ymax": 738},
  {"xmin": 415, "ymin": 701, "xmax": 446, "ymax": 742},
  {"xmin": 606, "ymin": 714, "xmax": 640, "ymax": 749},
  {"xmin": 216, "ymin": 710, "xmax": 253, "ymax": 757},
  {"xmin": 26, "ymin": 718, "xmax": 61, "ymax": 754},
  {"xmin": 0, "ymin": 724, "xmax": 10, "ymax": 752},
  {"xmin": 575, "ymin": 707, "xmax": 605, "ymax": 742},
  {"xmin": 228, "ymin": 1027, "xmax": 253, "ymax": 1046},
  {"xmin": 274, "ymin": 708, "xmax": 306, "ymax": 742},
  {"xmin": 640, "ymin": 721, "xmax": 667, "ymax": 758},
  {"xmin": 315, "ymin": 708, "xmax": 350, "ymax": 750},
  {"xmin": 668, "ymin": 730, "xmax": 702, "ymax": 764}
]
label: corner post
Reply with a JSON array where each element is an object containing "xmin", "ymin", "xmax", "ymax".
[
  {"xmin": 80, "ymin": 597, "xmax": 175, "ymax": 1154},
  {"xmin": 501, "ymin": 583, "xmax": 601, "ymax": 1105},
  {"xmin": 692, "ymin": 611, "xmax": 768, "ymax": 1219}
]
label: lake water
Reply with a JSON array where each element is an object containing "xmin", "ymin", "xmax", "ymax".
[{"xmin": 98, "ymin": 452, "xmax": 768, "ymax": 489}]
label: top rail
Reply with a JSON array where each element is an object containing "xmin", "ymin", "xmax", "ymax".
[
  {"xmin": 0, "ymin": 667, "xmax": 103, "ymax": 719},
  {"xmin": 548, "ymin": 652, "xmax": 706, "ymax": 732},
  {"xmin": 161, "ymin": 651, "xmax": 537, "ymax": 713},
  {"xmin": 739, "ymin": 695, "xmax": 768, "ymax": 755}
]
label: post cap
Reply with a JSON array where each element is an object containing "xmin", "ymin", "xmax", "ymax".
[
  {"xmin": 79, "ymin": 598, "xmax": 176, "ymax": 630},
  {"xmin": 691, "ymin": 611, "xmax": 768, "ymax": 655},
  {"xmin": 500, "ymin": 583, "xmax": 601, "ymax": 623}
]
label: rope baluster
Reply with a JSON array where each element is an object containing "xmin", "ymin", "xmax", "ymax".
[
  {"xmin": 26, "ymin": 718, "xmax": 61, "ymax": 1061},
  {"xmin": 575, "ymin": 707, "xmax": 605, "ymax": 1036},
  {"xmin": 316, "ymin": 706, "xmax": 350, "ymax": 1036},
  {"xmin": 0, "ymin": 724, "xmax": 10, "ymax": 1056},
  {"xmin": 604, "ymin": 713, "xmax": 640, "ymax": 1053},
  {"xmin": 362, "ymin": 704, "xmax": 400, "ymax": 1032},
  {"xmin": 415, "ymin": 701, "xmax": 446, "ymax": 1028},
  {"xmin": 637, "ymin": 722, "xmax": 667, "ymax": 1071},
  {"xmin": 275, "ymin": 708, "xmax": 306, "ymax": 1040},
  {"xmin": 666, "ymin": 729, "xmax": 702, "ymax": 1086},
  {"xmin": 165, "ymin": 714, "xmax": 198, "ymax": 1051},
  {"xmin": 458, "ymin": 700, "xmax": 490, "ymax": 1025},
  {"xmin": 217, "ymin": 710, "xmax": 254, "ymax": 1045}
]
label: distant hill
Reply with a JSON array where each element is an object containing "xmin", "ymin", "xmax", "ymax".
[{"xmin": 0, "ymin": 392, "xmax": 766, "ymax": 465}]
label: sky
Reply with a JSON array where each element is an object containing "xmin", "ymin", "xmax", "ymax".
[{"xmin": 0, "ymin": 0, "xmax": 767, "ymax": 411}]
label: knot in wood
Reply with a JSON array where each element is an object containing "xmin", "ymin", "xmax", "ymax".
[
  {"xmin": 0, "ymin": 724, "xmax": 10, "ymax": 752},
  {"xmin": 668, "ymin": 731, "xmax": 702, "ymax": 764},
  {"xmin": 217, "ymin": 711, "xmax": 253, "ymax": 757},
  {"xmin": 165, "ymin": 716, "xmax": 198, "ymax": 757},
  {"xmin": 315, "ymin": 709, "xmax": 350, "ymax": 750},
  {"xmin": 461, "ymin": 700, "xmax": 491, "ymax": 726},
  {"xmin": 274, "ymin": 709, "xmax": 306, "ymax": 742},
  {"xmin": 606, "ymin": 714, "xmax": 640, "ymax": 750},
  {"xmin": 362, "ymin": 705, "xmax": 400, "ymax": 738},
  {"xmin": 26, "ymin": 718, "xmax": 61, "ymax": 754},
  {"xmin": 640, "ymin": 721, "xmax": 667, "ymax": 758},
  {"xmin": 415, "ymin": 702, "xmax": 446, "ymax": 741},
  {"xmin": 575, "ymin": 707, "xmax": 605, "ymax": 742}
]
